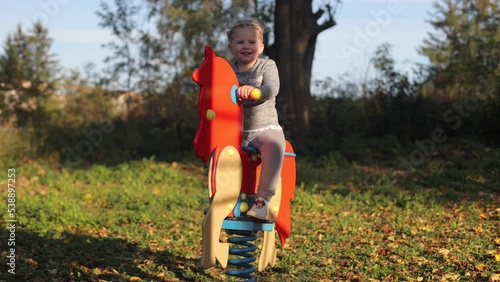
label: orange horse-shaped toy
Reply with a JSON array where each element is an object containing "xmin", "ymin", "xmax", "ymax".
[{"xmin": 192, "ymin": 46, "xmax": 296, "ymax": 277}]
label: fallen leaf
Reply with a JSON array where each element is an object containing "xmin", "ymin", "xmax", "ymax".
[
  {"xmin": 476, "ymin": 264, "xmax": 487, "ymax": 272},
  {"xmin": 320, "ymin": 258, "xmax": 333, "ymax": 266},
  {"xmin": 381, "ymin": 225, "xmax": 393, "ymax": 234},
  {"xmin": 99, "ymin": 227, "xmax": 111, "ymax": 237},
  {"xmin": 438, "ymin": 248, "xmax": 451, "ymax": 256},
  {"xmin": 489, "ymin": 274, "xmax": 500, "ymax": 282},
  {"xmin": 473, "ymin": 225, "xmax": 484, "ymax": 233},
  {"xmin": 84, "ymin": 193, "xmax": 93, "ymax": 201},
  {"xmin": 443, "ymin": 273, "xmax": 460, "ymax": 281},
  {"xmin": 378, "ymin": 248, "xmax": 391, "ymax": 257}
]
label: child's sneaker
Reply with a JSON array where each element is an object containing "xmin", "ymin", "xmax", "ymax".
[{"xmin": 247, "ymin": 197, "xmax": 268, "ymax": 220}]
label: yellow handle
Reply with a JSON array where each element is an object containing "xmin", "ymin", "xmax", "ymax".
[{"xmin": 250, "ymin": 88, "xmax": 262, "ymax": 100}]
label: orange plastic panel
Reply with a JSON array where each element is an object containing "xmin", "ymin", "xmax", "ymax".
[
  {"xmin": 276, "ymin": 141, "xmax": 296, "ymax": 246},
  {"xmin": 192, "ymin": 46, "xmax": 242, "ymax": 163}
]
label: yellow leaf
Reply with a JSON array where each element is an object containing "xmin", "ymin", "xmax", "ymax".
[
  {"xmin": 130, "ymin": 276, "xmax": 142, "ymax": 281},
  {"xmin": 439, "ymin": 248, "xmax": 451, "ymax": 256},
  {"xmin": 320, "ymin": 258, "xmax": 333, "ymax": 266},
  {"xmin": 84, "ymin": 193, "xmax": 93, "ymax": 201},
  {"xmin": 473, "ymin": 225, "xmax": 484, "ymax": 233},
  {"xmin": 443, "ymin": 273, "xmax": 460, "ymax": 280},
  {"xmin": 495, "ymin": 254, "xmax": 500, "ymax": 262},
  {"xmin": 476, "ymin": 264, "xmax": 487, "ymax": 272},
  {"xmin": 494, "ymin": 238, "xmax": 500, "ymax": 245},
  {"xmin": 489, "ymin": 273, "xmax": 500, "ymax": 282}
]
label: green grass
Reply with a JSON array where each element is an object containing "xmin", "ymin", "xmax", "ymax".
[{"xmin": 0, "ymin": 140, "xmax": 499, "ymax": 281}]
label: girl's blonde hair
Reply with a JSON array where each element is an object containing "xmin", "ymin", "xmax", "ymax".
[{"xmin": 227, "ymin": 19, "xmax": 264, "ymax": 43}]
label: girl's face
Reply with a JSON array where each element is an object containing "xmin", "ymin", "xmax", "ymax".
[{"xmin": 228, "ymin": 27, "xmax": 264, "ymax": 70}]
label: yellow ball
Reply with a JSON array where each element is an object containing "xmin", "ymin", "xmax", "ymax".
[
  {"xmin": 240, "ymin": 202, "xmax": 249, "ymax": 213},
  {"xmin": 206, "ymin": 109, "xmax": 215, "ymax": 121},
  {"xmin": 250, "ymin": 88, "xmax": 262, "ymax": 100}
]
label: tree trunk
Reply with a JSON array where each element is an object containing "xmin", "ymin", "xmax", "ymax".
[{"xmin": 272, "ymin": 0, "xmax": 337, "ymax": 138}]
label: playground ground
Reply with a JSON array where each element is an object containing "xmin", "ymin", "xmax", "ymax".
[{"xmin": 0, "ymin": 140, "xmax": 499, "ymax": 281}]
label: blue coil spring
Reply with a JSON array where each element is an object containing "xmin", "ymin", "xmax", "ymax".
[{"xmin": 225, "ymin": 231, "xmax": 258, "ymax": 282}]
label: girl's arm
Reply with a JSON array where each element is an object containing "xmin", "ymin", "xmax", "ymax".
[{"xmin": 258, "ymin": 59, "xmax": 280, "ymax": 100}]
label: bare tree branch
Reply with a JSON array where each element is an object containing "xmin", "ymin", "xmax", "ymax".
[
  {"xmin": 313, "ymin": 8, "xmax": 325, "ymax": 21},
  {"xmin": 316, "ymin": 0, "xmax": 341, "ymax": 34}
]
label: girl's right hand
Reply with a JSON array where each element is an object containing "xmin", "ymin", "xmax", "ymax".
[
  {"xmin": 237, "ymin": 86, "xmax": 261, "ymax": 101},
  {"xmin": 237, "ymin": 85, "xmax": 253, "ymax": 101}
]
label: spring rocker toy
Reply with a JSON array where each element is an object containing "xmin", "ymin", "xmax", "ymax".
[{"xmin": 192, "ymin": 46, "xmax": 296, "ymax": 281}]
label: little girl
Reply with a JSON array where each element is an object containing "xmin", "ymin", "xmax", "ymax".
[{"xmin": 227, "ymin": 19, "xmax": 286, "ymax": 220}]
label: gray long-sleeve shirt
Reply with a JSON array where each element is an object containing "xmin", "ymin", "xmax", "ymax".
[{"xmin": 231, "ymin": 58, "xmax": 281, "ymax": 131}]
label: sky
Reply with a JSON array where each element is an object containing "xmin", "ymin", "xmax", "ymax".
[{"xmin": 0, "ymin": 0, "xmax": 436, "ymax": 82}]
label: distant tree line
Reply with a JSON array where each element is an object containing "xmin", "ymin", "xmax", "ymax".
[{"xmin": 0, "ymin": 0, "xmax": 498, "ymax": 165}]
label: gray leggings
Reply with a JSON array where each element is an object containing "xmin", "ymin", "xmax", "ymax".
[{"xmin": 243, "ymin": 129, "xmax": 286, "ymax": 202}]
